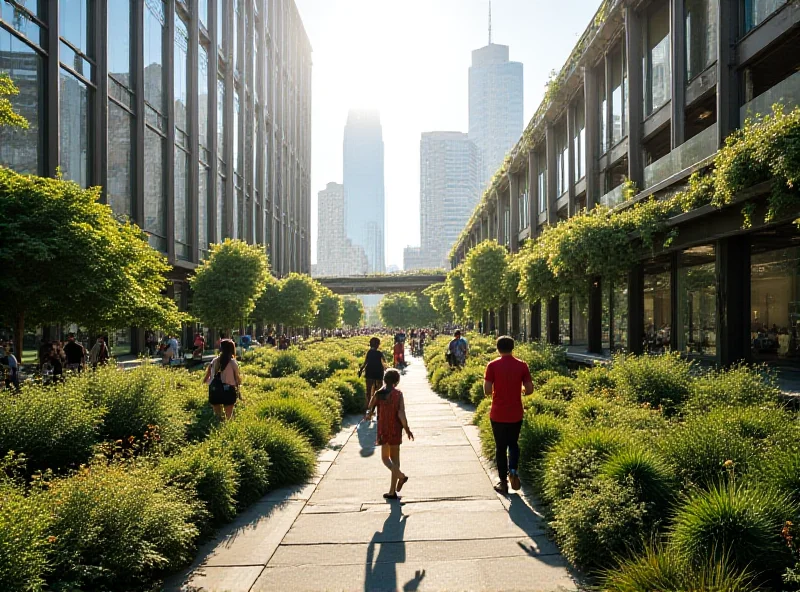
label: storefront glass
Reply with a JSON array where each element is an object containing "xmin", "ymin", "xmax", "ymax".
[
  {"xmin": 644, "ymin": 260, "xmax": 672, "ymax": 352},
  {"xmin": 613, "ymin": 280, "xmax": 629, "ymax": 351},
  {"xmin": 572, "ymin": 295, "xmax": 589, "ymax": 347},
  {"xmin": 751, "ymin": 245, "xmax": 800, "ymax": 365},
  {"xmin": 677, "ymin": 245, "xmax": 716, "ymax": 356},
  {"xmin": 559, "ymin": 295, "xmax": 571, "ymax": 345}
]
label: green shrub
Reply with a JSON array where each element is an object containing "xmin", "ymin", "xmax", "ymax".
[
  {"xmin": 516, "ymin": 342, "xmax": 567, "ymax": 374},
  {"xmin": 211, "ymin": 426, "xmax": 270, "ymax": 509},
  {"xmin": 0, "ymin": 484, "xmax": 51, "ymax": 591},
  {"xmin": 537, "ymin": 375, "xmax": 576, "ymax": 400},
  {"xmin": 566, "ymin": 395, "xmax": 615, "ymax": 426},
  {"xmin": 574, "ymin": 364, "xmax": 615, "ymax": 396},
  {"xmin": 160, "ymin": 441, "xmax": 238, "ymax": 529},
  {"xmin": 333, "ymin": 371, "xmax": 367, "ymax": 401},
  {"xmin": 602, "ymin": 544, "xmax": 760, "ymax": 592},
  {"xmin": 430, "ymin": 366, "xmax": 450, "ymax": 392},
  {"xmin": 519, "ymin": 412, "xmax": 563, "ymax": 474},
  {"xmin": 255, "ymin": 398, "xmax": 330, "ymax": 448},
  {"xmin": 530, "ymin": 369, "xmax": 561, "ymax": 387},
  {"xmin": 610, "ymin": 353, "xmax": 692, "ymax": 414},
  {"xmin": 474, "ymin": 397, "xmax": 492, "ymax": 425},
  {"xmin": 299, "ymin": 361, "xmax": 331, "ymax": 385},
  {"xmin": 325, "ymin": 353, "xmax": 353, "ymax": 374},
  {"xmin": 47, "ymin": 463, "xmax": 198, "ymax": 590},
  {"xmin": 236, "ymin": 418, "xmax": 315, "ymax": 488},
  {"xmin": 323, "ymin": 377, "xmax": 362, "ymax": 414},
  {"xmin": 686, "ymin": 364, "xmax": 781, "ymax": 413},
  {"xmin": 470, "ymin": 379, "xmax": 486, "ymax": 405},
  {"xmin": 542, "ymin": 428, "xmax": 626, "ymax": 503},
  {"xmin": 671, "ymin": 483, "xmax": 797, "ymax": 577},
  {"xmin": 601, "ymin": 445, "xmax": 676, "ymax": 508},
  {"xmin": 0, "ymin": 382, "xmax": 102, "ymax": 473},
  {"xmin": 445, "ymin": 366, "xmax": 483, "ymax": 401},
  {"xmin": 763, "ymin": 450, "xmax": 800, "ymax": 506},
  {"xmin": 270, "ymin": 351, "xmax": 302, "ymax": 377},
  {"xmin": 550, "ymin": 477, "xmax": 647, "ymax": 572},
  {"xmin": 522, "ymin": 394, "xmax": 568, "ymax": 417},
  {"xmin": 479, "ymin": 414, "xmax": 495, "ymax": 460}
]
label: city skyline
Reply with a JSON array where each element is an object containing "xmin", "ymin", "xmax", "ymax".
[{"xmin": 296, "ymin": 0, "xmax": 603, "ymax": 269}]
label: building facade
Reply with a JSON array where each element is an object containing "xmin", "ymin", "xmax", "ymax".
[
  {"xmin": 314, "ymin": 181, "xmax": 368, "ymax": 277},
  {"xmin": 468, "ymin": 42, "xmax": 523, "ymax": 187},
  {"xmin": 417, "ymin": 131, "xmax": 480, "ymax": 269},
  {"xmin": 452, "ymin": 0, "xmax": 800, "ymax": 370},
  {"xmin": 403, "ymin": 246, "xmax": 426, "ymax": 271},
  {"xmin": 0, "ymin": 0, "xmax": 311, "ymax": 352},
  {"xmin": 343, "ymin": 108, "xmax": 385, "ymax": 273}
]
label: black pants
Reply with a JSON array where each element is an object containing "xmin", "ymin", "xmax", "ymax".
[{"xmin": 490, "ymin": 420, "xmax": 522, "ymax": 482}]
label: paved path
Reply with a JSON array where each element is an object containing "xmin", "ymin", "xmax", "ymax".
[{"xmin": 167, "ymin": 356, "xmax": 578, "ymax": 592}]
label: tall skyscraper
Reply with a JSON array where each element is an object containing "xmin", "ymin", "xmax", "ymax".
[
  {"xmin": 468, "ymin": 12, "xmax": 524, "ymax": 187},
  {"xmin": 416, "ymin": 132, "xmax": 480, "ymax": 269},
  {"xmin": 343, "ymin": 109, "xmax": 385, "ymax": 273},
  {"xmin": 315, "ymin": 182, "xmax": 369, "ymax": 277}
]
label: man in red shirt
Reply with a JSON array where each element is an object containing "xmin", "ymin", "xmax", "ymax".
[{"xmin": 483, "ymin": 336, "xmax": 534, "ymax": 494}]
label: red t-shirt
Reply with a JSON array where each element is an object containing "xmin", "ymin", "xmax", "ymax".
[{"xmin": 485, "ymin": 355, "xmax": 532, "ymax": 423}]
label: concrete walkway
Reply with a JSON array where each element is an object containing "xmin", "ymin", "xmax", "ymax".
[{"xmin": 166, "ymin": 357, "xmax": 578, "ymax": 592}]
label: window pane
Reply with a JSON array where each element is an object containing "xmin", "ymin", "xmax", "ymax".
[
  {"xmin": 143, "ymin": 0, "xmax": 165, "ymax": 112},
  {"xmin": 144, "ymin": 126, "xmax": 166, "ymax": 250},
  {"xmin": 174, "ymin": 14, "xmax": 189, "ymax": 133},
  {"xmin": 107, "ymin": 101, "xmax": 132, "ymax": 218},
  {"xmin": 233, "ymin": 0, "xmax": 240, "ymax": 71},
  {"xmin": 677, "ymin": 246, "xmax": 717, "ymax": 356},
  {"xmin": 537, "ymin": 151, "xmax": 547, "ymax": 213},
  {"xmin": 59, "ymin": 67, "xmax": 89, "ymax": 187},
  {"xmin": 644, "ymin": 266, "xmax": 672, "ymax": 353},
  {"xmin": 199, "ymin": 45, "xmax": 209, "ymax": 150},
  {"xmin": 107, "ymin": 0, "xmax": 131, "ymax": 86},
  {"xmin": 217, "ymin": 76, "xmax": 225, "ymax": 154},
  {"xmin": 613, "ymin": 281, "xmax": 628, "ymax": 351},
  {"xmin": 598, "ymin": 65, "xmax": 607, "ymax": 153},
  {"xmin": 744, "ymin": 0, "xmax": 786, "ymax": 32},
  {"xmin": 686, "ymin": 0, "xmax": 717, "ymax": 80},
  {"xmin": 611, "ymin": 48, "xmax": 624, "ymax": 144},
  {"xmin": 647, "ymin": 3, "xmax": 671, "ymax": 115},
  {"xmin": 573, "ymin": 97, "xmax": 586, "ymax": 182},
  {"xmin": 234, "ymin": 89, "xmax": 240, "ymax": 175},
  {"xmin": 0, "ymin": 27, "xmax": 42, "ymax": 174},
  {"xmin": 559, "ymin": 295, "xmax": 571, "ymax": 345},
  {"xmin": 199, "ymin": 0, "xmax": 208, "ymax": 28},
  {"xmin": 1, "ymin": 1, "xmax": 45, "ymax": 48},
  {"xmin": 217, "ymin": 0, "xmax": 225, "ymax": 52},
  {"xmin": 59, "ymin": 0, "xmax": 91, "ymax": 57},
  {"xmin": 174, "ymin": 147, "xmax": 190, "ymax": 260}
]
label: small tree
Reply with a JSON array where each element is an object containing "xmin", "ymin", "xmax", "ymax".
[
  {"xmin": 342, "ymin": 298, "xmax": 364, "ymax": 328},
  {"xmin": 0, "ymin": 168, "xmax": 185, "ymax": 358},
  {"xmin": 446, "ymin": 267, "xmax": 468, "ymax": 323},
  {"xmin": 314, "ymin": 287, "xmax": 343, "ymax": 336},
  {"xmin": 280, "ymin": 273, "xmax": 319, "ymax": 330},
  {"xmin": 463, "ymin": 240, "xmax": 508, "ymax": 322},
  {"xmin": 251, "ymin": 275, "xmax": 283, "ymax": 329},
  {"xmin": 378, "ymin": 293, "xmax": 418, "ymax": 328},
  {"xmin": 424, "ymin": 283, "xmax": 452, "ymax": 326},
  {"xmin": 189, "ymin": 239, "xmax": 270, "ymax": 335}
]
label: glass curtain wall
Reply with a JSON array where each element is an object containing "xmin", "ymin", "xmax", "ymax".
[
  {"xmin": 198, "ymin": 44, "xmax": 210, "ymax": 256},
  {"xmin": 646, "ymin": 2, "xmax": 671, "ymax": 116},
  {"xmin": 677, "ymin": 245, "xmax": 717, "ymax": 356},
  {"xmin": 644, "ymin": 261, "xmax": 672, "ymax": 352},
  {"xmin": 559, "ymin": 295, "xmax": 571, "ymax": 345},
  {"xmin": 174, "ymin": 12, "xmax": 191, "ymax": 260},
  {"xmin": 217, "ymin": 76, "xmax": 226, "ymax": 240},
  {"xmin": 610, "ymin": 43, "xmax": 627, "ymax": 145},
  {"xmin": 686, "ymin": 0, "xmax": 717, "ymax": 80},
  {"xmin": 107, "ymin": 1, "xmax": 134, "ymax": 219}
]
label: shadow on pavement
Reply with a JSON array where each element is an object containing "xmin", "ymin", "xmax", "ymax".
[
  {"xmin": 357, "ymin": 419, "xmax": 377, "ymax": 457},
  {"xmin": 364, "ymin": 501, "xmax": 427, "ymax": 592}
]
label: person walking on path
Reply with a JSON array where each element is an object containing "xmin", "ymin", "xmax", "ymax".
[
  {"xmin": 365, "ymin": 369, "xmax": 414, "ymax": 500},
  {"xmin": 89, "ymin": 337, "xmax": 110, "ymax": 369},
  {"xmin": 204, "ymin": 338, "xmax": 242, "ymax": 420},
  {"xmin": 64, "ymin": 333, "xmax": 86, "ymax": 373},
  {"xmin": 447, "ymin": 330, "xmax": 469, "ymax": 368},
  {"xmin": 358, "ymin": 336, "xmax": 387, "ymax": 411},
  {"xmin": 0, "ymin": 345, "xmax": 20, "ymax": 390},
  {"xmin": 483, "ymin": 336, "xmax": 534, "ymax": 495}
]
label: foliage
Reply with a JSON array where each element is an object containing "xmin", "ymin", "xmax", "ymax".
[
  {"xmin": 424, "ymin": 283, "xmax": 453, "ymax": 324},
  {"xmin": 314, "ymin": 287, "xmax": 343, "ymax": 332},
  {"xmin": 550, "ymin": 477, "xmax": 648, "ymax": 572},
  {"xmin": 0, "ymin": 73, "xmax": 28, "ymax": 129},
  {"xmin": 378, "ymin": 292, "xmax": 420, "ymax": 328},
  {"xmin": 610, "ymin": 353, "xmax": 692, "ymax": 414},
  {"xmin": 254, "ymin": 397, "xmax": 331, "ymax": 448},
  {"xmin": 0, "ymin": 483, "xmax": 50, "ymax": 591},
  {"xmin": 601, "ymin": 445, "xmax": 676, "ymax": 508},
  {"xmin": 518, "ymin": 412, "xmax": 564, "ymax": 473},
  {"xmin": 190, "ymin": 239, "xmax": 270, "ymax": 332},
  {"xmin": 234, "ymin": 418, "xmax": 315, "ymax": 488},
  {"xmin": 342, "ymin": 298, "xmax": 364, "ymax": 328},
  {"xmin": 0, "ymin": 167, "xmax": 184, "ymax": 356},
  {"xmin": 537, "ymin": 375, "xmax": 576, "ymax": 401},
  {"xmin": 250, "ymin": 274, "xmax": 283, "ymax": 327},
  {"xmin": 686, "ymin": 364, "xmax": 781, "ymax": 413},
  {"xmin": 462, "ymin": 240, "xmax": 508, "ymax": 319},
  {"xmin": 279, "ymin": 273, "xmax": 320, "ymax": 328},
  {"xmin": 445, "ymin": 267, "xmax": 468, "ymax": 322}
]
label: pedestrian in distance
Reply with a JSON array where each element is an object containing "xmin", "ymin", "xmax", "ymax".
[
  {"xmin": 0, "ymin": 345, "xmax": 20, "ymax": 391},
  {"xmin": 365, "ymin": 368, "xmax": 414, "ymax": 500},
  {"xmin": 447, "ymin": 330, "xmax": 469, "ymax": 368},
  {"xmin": 483, "ymin": 336, "xmax": 534, "ymax": 495},
  {"xmin": 64, "ymin": 333, "xmax": 86, "ymax": 373},
  {"xmin": 358, "ymin": 336, "xmax": 388, "ymax": 411},
  {"xmin": 204, "ymin": 338, "xmax": 242, "ymax": 420},
  {"xmin": 89, "ymin": 336, "xmax": 110, "ymax": 369}
]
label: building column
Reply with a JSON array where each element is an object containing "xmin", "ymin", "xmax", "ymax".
[
  {"xmin": 718, "ymin": 235, "xmax": 751, "ymax": 365},
  {"xmin": 45, "ymin": 0, "xmax": 60, "ymax": 177},
  {"xmin": 509, "ymin": 173, "xmax": 520, "ymax": 252},
  {"xmin": 546, "ymin": 297, "xmax": 560, "ymax": 345},
  {"xmin": 545, "ymin": 124, "xmax": 558, "ymax": 225},
  {"xmin": 133, "ymin": 0, "xmax": 146, "ymax": 226},
  {"xmin": 584, "ymin": 66, "xmax": 599, "ymax": 208},
  {"xmin": 527, "ymin": 150, "xmax": 538, "ymax": 237},
  {"xmin": 94, "ymin": 0, "xmax": 108, "ymax": 195},
  {"xmin": 717, "ymin": 0, "xmax": 739, "ymax": 146},
  {"xmin": 628, "ymin": 264, "xmax": 645, "ymax": 355},
  {"xmin": 588, "ymin": 276, "xmax": 603, "ymax": 354},
  {"xmin": 671, "ymin": 0, "xmax": 686, "ymax": 147},
  {"xmin": 625, "ymin": 5, "xmax": 645, "ymax": 190}
]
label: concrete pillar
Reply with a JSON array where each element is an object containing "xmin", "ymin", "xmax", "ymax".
[
  {"xmin": 584, "ymin": 67, "xmax": 599, "ymax": 208},
  {"xmin": 671, "ymin": 0, "xmax": 686, "ymax": 147},
  {"xmin": 718, "ymin": 236, "xmax": 751, "ymax": 365},
  {"xmin": 628, "ymin": 264, "xmax": 645, "ymax": 355},
  {"xmin": 717, "ymin": 0, "xmax": 739, "ymax": 146},
  {"xmin": 546, "ymin": 297, "xmax": 560, "ymax": 345},
  {"xmin": 509, "ymin": 173, "xmax": 520, "ymax": 252},
  {"xmin": 625, "ymin": 6, "xmax": 645, "ymax": 189},
  {"xmin": 588, "ymin": 276, "xmax": 603, "ymax": 354},
  {"xmin": 545, "ymin": 125, "xmax": 558, "ymax": 225}
]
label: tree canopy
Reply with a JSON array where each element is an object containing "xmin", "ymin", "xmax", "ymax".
[
  {"xmin": 462, "ymin": 240, "xmax": 508, "ymax": 320},
  {"xmin": 0, "ymin": 167, "xmax": 185, "ymax": 356},
  {"xmin": 445, "ymin": 267, "xmax": 468, "ymax": 323},
  {"xmin": 378, "ymin": 293, "xmax": 419, "ymax": 328},
  {"xmin": 279, "ymin": 273, "xmax": 320, "ymax": 328},
  {"xmin": 314, "ymin": 287, "xmax": 343, "ymax": 332},
  {"xmin": 342, "ymin": 298, "xmax": 364, "ymax": 328},
  {"xmin": 250, "ymin": 274, "xmax": 283, "ymax": 328},
  {"xmin": 189, "ymin": 239, "xmax": 270, "ymax": 333},
  {"xmin": 424, "ymin": 283, "xmax": 453, "ymax": 324}
]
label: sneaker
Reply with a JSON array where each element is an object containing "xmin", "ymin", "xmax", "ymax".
[
  {"xmin": 509, "ymin": 471, "xmax": 521, "ymax": 491},
  {"xmin": 493, "ymin": 481, "xmax": 509, "ymax": 495}
]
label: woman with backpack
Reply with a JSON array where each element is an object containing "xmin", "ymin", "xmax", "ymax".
[{"xmin": 203, "ymin": 338, "xmax": 242, "ymax": 420}]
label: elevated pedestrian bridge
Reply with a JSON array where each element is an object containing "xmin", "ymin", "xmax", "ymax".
[{"xmin": 316, "ymin": 273, "xmax": 446, "ymax": 295}]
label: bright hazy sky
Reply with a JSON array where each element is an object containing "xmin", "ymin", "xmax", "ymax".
[{"xmin": 295, "ymin": 0, "xmax": 601, "ymax": 269}]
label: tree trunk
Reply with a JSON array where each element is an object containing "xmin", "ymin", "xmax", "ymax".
[{"xmin": 13, "ymin": 310, "xmax": 24, "ymax": 367}]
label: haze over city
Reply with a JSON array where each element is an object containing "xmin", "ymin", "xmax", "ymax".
[{"xmin": 297, "ymin": 0, "xmax": 602, "ymax": 269}]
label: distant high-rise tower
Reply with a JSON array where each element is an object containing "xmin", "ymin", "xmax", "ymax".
[
  {"xmin": 468, "ymin": 8, "xmax": 523, "ymax": 187},
  {"xmin": 418, "ymin": 132, "xmax": 480, "ymax": 269},
  {"xmin": 343, "ymin": 109, "xmax": 385, "ymax": 273},
  {"xmin": 315, "ymin": 182, "xmax": 369, "ymax": 277}
]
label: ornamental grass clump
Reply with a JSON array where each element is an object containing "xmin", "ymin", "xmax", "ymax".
[
  {"xmin": 518, "ymin": 412, "xmax": 564, "ymax": 474},
  {"xmin": 686, "ymin": 363, "xmax": 781, "ymax": 413},
  {"xmin": 234, "ymin": 417, "xmax": 315, "ymax": 488},
  {"xmin": 210, "ymin": 427, "xmax": 270, "ymax": 510},
  {"xmin": 537, "ymin": 375, "xmax": 576, "ymax": 400},
  {"xmin": 322, "ymin": 375, "xmax": 362, "ymax": 415},
  {"xmin": 254, "ymin": 398, "xmax": 331, "ymax": 449},
  {"xmin": 574, "ymin": 364, "xmax": 616, "ymax": 396},
  {"xmin": 601, "ymin": 445, "xmax": 676, "ymax": 509},
  {"xmin": 670, "ymin": 482, "xmax": 797, "ymax": 578},
  {"xmin": 269, "ymin": 351, "xmax": 302, "ymax": 377},
  {"xmin": 609, "ymin": 352, "xmax": 692, "ymax": 414},
  {"xmin": 522, "ymin": 394, "xmax": 569, "ymax": 417},
  {"xmin": 0, "ymin": 381, "xmax": 102, "ymax": 473}
]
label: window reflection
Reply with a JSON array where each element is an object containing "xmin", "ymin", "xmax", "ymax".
[
  {"xmin": 59, "ymin": 68, "xmax": 89, "ymax": 187},
  {"xmin": 537, "ymin": 150, "xmax": 547, "ymax": 213},
  {"xmin": 59, "ymin": 0, "xmax": 91, "ymax": 58},
  {"xmin": 646, "ymin": 2, "xmax": 671, "ymax": 116},
  {"xmin": 559, "ymin": 294, "xmax": 571, "ymax": 345},
  {"xmin": 573, "ymin": 96, "xmax": 586, "ymax": 182},
  {"xmin": 107, "ymin": 1, "xmax": 131, "ymax": 85},
  {"xmin": 744, "ymin": 0, "xmax": 786, "ymax": 32},
  {"xmin": 610, "ymin": 44, "xmax": 626, "ymax": 145},
  {"xmin": 677, "ymin": 245, "xmax": 716, "ymax": 356},
  {"xmin": 572, "ymin": 295, "xmax": 588, "ymax": 347},
  {"xmin": 598, "ymin": 64, "xmax": 607, "ymax": 153},
  {"xmin": 107, "ymin": 101, "xmax": 132, "ymax": 219},
  {"xmin": 686, "ymin": 0, "xmax": 717, "ymax": 80},
  {"xmin": 644, "ymin": 262, "xmax": 672, "ymax": 353}
]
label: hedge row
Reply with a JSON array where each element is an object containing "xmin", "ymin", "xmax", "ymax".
[
  {"xmin": 429, "ymin": 334, "xmax": 800, "ymax": 590},
  {"xmin": 0, "ymin": 336, "xmax": 375, "ymax": 592}
]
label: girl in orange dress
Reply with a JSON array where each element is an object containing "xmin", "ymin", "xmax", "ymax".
[{"xmin": 365, "ymin": 369, "xmax": 414, "ymax": 499}]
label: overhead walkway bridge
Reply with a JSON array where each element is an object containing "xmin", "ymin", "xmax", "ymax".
[{"xmin": 316, "ymin": 273, "xmax": 446, "ymax": 295}]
